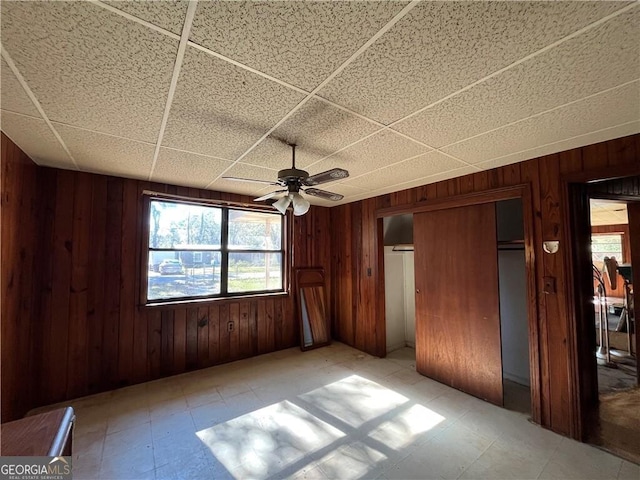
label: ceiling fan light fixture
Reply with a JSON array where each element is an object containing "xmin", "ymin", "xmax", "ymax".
[
  {"xmin": 273, "ymin": 195, "xmax": 292, "ymax": 215},
  {"xmin": 292, "ymin": 193, "xmax": 310, "ymax": 216}
]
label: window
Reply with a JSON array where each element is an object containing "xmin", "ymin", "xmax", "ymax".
[
  {"xmin": 591, "ymin": 233, "xmax": 624, "ymax": 269},
  {"xmin": 146, "ymin": 196, "xmax": 284, "ymax": 304}
]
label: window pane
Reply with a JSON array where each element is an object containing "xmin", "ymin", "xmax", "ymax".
[
  {"xmin": 228, "ymin": 210, "xmax": 282, "ymax": 250},
  {"xmin": 228, "ymin": 252, "xmax": 282, "ymax": 293},
  {"xmin": 148, "ymin": 251, "xmax": 221, "ymax": 301},
  {"xmin": 591, "ymin": 234, "xmax": 623, "ymax": 267},
  {"xmin": 149, "ymin": 200, "xmax": 221, "ymax": 249}
]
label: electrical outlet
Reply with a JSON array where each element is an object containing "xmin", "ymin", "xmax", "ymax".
[{"xmin": 227, "ymin": 321, "xmax": 234, "ymax": 332}]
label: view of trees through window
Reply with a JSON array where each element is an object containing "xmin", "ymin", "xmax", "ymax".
[
  {"xmin": 147, "ymin": 198, "xmax": 283, "ymax": 302},
  {"xmin": 591, "ymin": 234, "xmax": 623, "ymax": 269}
]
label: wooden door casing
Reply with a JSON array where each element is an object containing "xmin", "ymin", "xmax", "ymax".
[
  {"xmin": 414, "ymin": 203, "xmax": 503, "ymax": 406},
  {"xmin": 626, "ymin": 202, "xmax": 640, "ymax": 383}
]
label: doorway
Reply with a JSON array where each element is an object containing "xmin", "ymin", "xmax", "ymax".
[
  {"xmin": 590, "ymin": 199, "xmax": 636, "ymax": 393},
  {"xmin": 568, "ymin": 175, "xmax": 639, "ymax": 463}
]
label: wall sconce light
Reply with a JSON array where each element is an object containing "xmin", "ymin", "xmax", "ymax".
[{"xmin": 543, "ymin": 240, "xmax": 560, "ymax": 254}]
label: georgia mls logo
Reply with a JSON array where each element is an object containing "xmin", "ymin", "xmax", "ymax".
[{"xmin": 0, "ymin": 456, "xmax": 72, "ymax": 479}]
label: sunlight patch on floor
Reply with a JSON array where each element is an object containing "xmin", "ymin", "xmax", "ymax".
[
  {"xmin": 299, "ymin": 375, "xmax": 409, "ymax": 428},
  {"xmin": 368, "ymin": 403, "xmax": 445, "ymax": 450},
  {"xmin": 196, "ymin": 400, "xmax": 344, "ymax": 477},
  {"xmin": 196, "ymin": 374, "xmax": 445, "ymax": 479}
]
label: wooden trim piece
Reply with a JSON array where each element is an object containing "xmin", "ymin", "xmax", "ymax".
[
  {"xmin": 627, "ymin": 202, "xmax": 640, "ymax": 383},
  {"xmin": 562, "ymin": 182, "xmax": 591, "ymax": 441},
  {"xmin": 376, "ymin": 184, "xmax": 525, "ymax": 218},
  {"xmin": 521, "ymin": 183, "xmax": 543, "ymax": 426},
  {"xmin": 375, "ymin": 217, "xmax": 387, "ymax": 358}
]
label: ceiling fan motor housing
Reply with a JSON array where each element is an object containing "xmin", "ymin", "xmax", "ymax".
[{"xmin": 278, "ymin": 168, "xmax": 309, "ymax": 192}]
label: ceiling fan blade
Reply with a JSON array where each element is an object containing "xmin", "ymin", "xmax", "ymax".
[
  {"xmin": 302, "ymin": 168, "xmax": 349, "ymax": 186},
  {"xmin": 222, "ymin": 176, "xmax": 280, "ymax": 186},
  {"xmin": 303, "ymin": 188, "xmax": 344, "ymax": 201},
  {"xmin": 254, "ymin": 190, "xmax": 287, "ymax": 202}
]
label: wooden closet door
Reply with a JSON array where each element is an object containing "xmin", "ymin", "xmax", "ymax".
[{"xmin": 414, "ymin": 203, "xmax": 503, "ymax": 405}]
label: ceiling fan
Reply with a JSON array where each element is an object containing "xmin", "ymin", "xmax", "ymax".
[{"xmin": 222, "ymin": 144, "xmax": 349, "ymax": 216}]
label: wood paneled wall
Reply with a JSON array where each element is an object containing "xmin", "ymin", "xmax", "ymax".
[
  {"xmin": 330, "ymin": 133, "xmax": 639, "ymax": 438},
  {"xmin": 1, "ymin": 133, "xmax": 331, "ymax": 421},
  {"xmin": 1, "ymin": 134, "xmax": 40, "ymax": 423}
]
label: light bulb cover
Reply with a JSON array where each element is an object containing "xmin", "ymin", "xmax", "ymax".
[
  {"xmin": 273, "ymin": 195, "xmax": 292, "ymax": 215},
  {"xmin": 291, "ymin": 193, "xmax": 310, "ymax": 216}
]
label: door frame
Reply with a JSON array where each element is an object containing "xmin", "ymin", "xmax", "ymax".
[
  {"xmin": 375, "ymin": 184, "xmax": 542, "ymax": 424},
  {"xmin": 562, "ymin": 166, "xmax": 640, "ymax": 441}
]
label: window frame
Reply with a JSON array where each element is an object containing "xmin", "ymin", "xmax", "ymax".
[{"xmin": 141, "ymin": 192, "xmax": 289, "ymax": 307}]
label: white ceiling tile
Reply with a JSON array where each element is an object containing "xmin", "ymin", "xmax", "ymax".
[
  {"xmin": 237, "ymin": 137, "xmax": 307, "ymax": 171},
  {"xmin": 1, "ymin": 1, "xmax": 177, "ymax": 142},
  {"xmin": 208, "ymin": 163, "xmax": 282, "ymax": 198},
  {"xmin": 472, "ymin": 121, "xmax": 640, "ymax": 173},
  {"xmin": 1, "ymin": 1, "xmax": 637, "ymax": 199},
  {"xmin": 189, "ymin": 1, "xmax": 407, "ymax": 91},
  {"xmin": 319, "ymin": 1, "xmax": 629, "ymax": 124},
  {"xmin": 241, "ymin": 99, "xmax": 381, "ymax": 170},
  {"xmin": 152, "ymin": 148, "xmax": 234, "ymax": 189},
  {"xmin": 54, "ymin": 123, "xmax": 155, "ymax": 179},
  {"xmin": 443, "ymin": 81, "xmax": 640, "ymax": 165},
  {"xmin": 590, "ymin": 199, "xmax": 628, "ymax": 226},
  {"xmin": 394, "ymin": 8, "xmax": 640, "ymax": 148},
  {"xmin": 1, "ymin": 60, "xmax": 40, "ymax": 117},
  {"xmin": 309, "ymin": 130, "xmax": 431, "ymax": 180},
  {"xmin": 1, "ymin": 111, "xmax": 74, "ymax": 169},
  {"xmin": 342, "ymin": 150, "xmax": 467, "ymax": 191},
  {"xmin": 102, "ymin": 0, "xmax": 188, "ymax": 35},
  {"xmin": 162, "ymin": 47, "xmax": 306, "ymax": 161}
]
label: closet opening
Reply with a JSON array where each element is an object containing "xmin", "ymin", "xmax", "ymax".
[
  {"xmin": 496, "ymin": 198, "xmax": 532, "ymax": 415},
  {"xmin": 382, "ymin": 214, "xmax": 416, "ymax": 367},
  {"xmin": 375, "ymin": 185, "xmax": 540, "ymax": 424}
]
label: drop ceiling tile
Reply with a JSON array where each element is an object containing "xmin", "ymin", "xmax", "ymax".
[
  {"xmin": 1, "ymin": 111, "xmax": 75, "ymax": 169},
  {"xmin": 319, "ymin": 1, "xmax": 629, "ymax": 125},
  {"xmin": 394, "ymin": 8, "xmax": 640, "ymax": 148},
  {"xmin": 208, "ymin": 163, "xmax": 281, "ymax": 197},
  {"xmin": 153, "ymin": 148, "xmax": 234, "ymax": 189},
  {"xmin": 443, "ymin": 81, "xmax": 640, "ymax": 165},
  {"xmin": 1, "ymin": 1, "xmax": 177, "ymax": 142},
  {"xmin": 238, "ymin": 137, "xmax": 309, "ymax": 171},
  {"xmin": 342, "ymin": 150, "xmax": 467, "ymax": 191},
  {"xmin": 472, "ymin": 121, "xmax": 640, "ymax": 173},
  {"xmin": 309, "ymin": 130, "xmax": 431, "ymax": 181},
  {"xmin": 241, "ymin": 99, "xmax": 381, "ymax": 170},
  {"xmin": 589, "ymin": 200, "xmax": 628, "ymax": 226},
  {"xmin": 162, "ymin": 47, "xmax": 306, "ymax": 161},
  {"xmin": 1, "ymin": 60, "xmax": 39, "ymax": 117},
  {"xmin": 190, "ymin": 1, "xmax": 407, "ymax": 91},
  {"xmin": 54, "ymin": 123, "xmax": 155, "ymax": 179},
  {"xmin": 102, "ymin": 0, "xmax": 188, "ymax": 35}
]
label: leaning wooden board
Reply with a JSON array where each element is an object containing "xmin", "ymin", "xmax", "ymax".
[{"xmin": 0, "ymin": 407, "xmax": 75, "ymax": 456}]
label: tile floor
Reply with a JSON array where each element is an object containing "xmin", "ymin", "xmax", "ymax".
[{"xmin": 36, "ymin": 344, "xmax": 639, "ymax": 479}]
